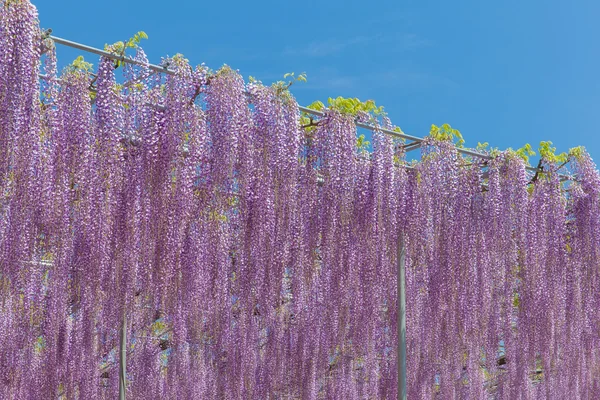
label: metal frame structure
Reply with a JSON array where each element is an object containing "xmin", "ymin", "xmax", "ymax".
[
  {"xmin": 46, "ymin": 34, "xmax": 552, "ymax": 175},
  {"xmin": 41, "ymin": 32, "xmax": 568, "ymax": 400}
]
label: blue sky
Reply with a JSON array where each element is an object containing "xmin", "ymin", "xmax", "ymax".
[{"xmin": 36, "ymin": 0, "xmax": 600, "ymax": 163}]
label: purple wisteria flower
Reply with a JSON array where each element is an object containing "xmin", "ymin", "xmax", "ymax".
[{"xmin": 2, "ymin": 1, "xmax": 600, "ymax": 398}]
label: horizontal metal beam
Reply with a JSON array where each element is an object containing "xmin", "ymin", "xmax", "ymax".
[
  {"xmin": 297, "ymin": 105, "xmax": 561, "ymax": 175},
  {"xmin": 50, "ymin": 35, "xmax": 176, "ymax": 75},
  {"xmin": 297, "ymin": 105, "xmax": 423, "ymax": 142},
  {"xmin": 47, "ymin": 34, "xmax": 569, "ymax": 178},
  {"xmin": 403, "ymin": 141, "xmax": 422, "ymax": 153}
]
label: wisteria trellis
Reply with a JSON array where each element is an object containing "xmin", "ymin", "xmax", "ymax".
[{"xmin": 1, "ymin": 1, "xmax": 600, "ymax": 399}]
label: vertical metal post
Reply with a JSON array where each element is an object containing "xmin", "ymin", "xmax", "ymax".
[
  {"xmin": 398, "ymin": 233, "xmax": 407, "ymax": 400},
  {"xmin": 119, "ymin": 312, "xmax": 127, "ymax": 400}
]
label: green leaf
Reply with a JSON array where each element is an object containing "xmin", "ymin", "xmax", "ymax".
[
  {"xmin": 69, "ymin": 55, "xmax": 93, "ymax": 73},
  {"xmin": 307, "ymin": 100, "xmax": 325, "ymax": 111},
  {"xmin": 539, "ymin": 141, "xmax": 567, "ymax": 164},
  {"xmin": 296, "ymin": 72, "xmax": 307, "ymax": 82},
  {"xmin": 356, "ymin": 134, "xmax": 371, "ymax": 151},
  {"xmin": 429, "ymin": 123, "xmax": 463, "ymax": 146},
  {"xmin": 514, "ymin": 143, "xmax": 536, "ymax": 165},
  {"xmin": 569, "ymin": 146, "xmax": 585, "ymax": 159}
]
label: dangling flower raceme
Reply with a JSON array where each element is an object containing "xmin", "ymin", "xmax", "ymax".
[{"xmin": 2, "ymin": 1, "xmax": 600, "ymax": 397}]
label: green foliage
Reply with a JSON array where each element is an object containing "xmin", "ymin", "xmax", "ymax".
[
  {"xmin": 476, "ymin": 141, "xmax": 501, "ymax": 158},
  {"xmin": 151, "ymin": 319, "xmax": 168, "ymax": 335},
  {"xmin": 515, "ymin": 143, "xmax": 536, "ymax": 165},
  {"xmin": 104, "ymin": 31, "xmax": 148, "ymax": 54},
  {"xmin": 283, "ymin": 71, "xmax": 307, "ymax": 83},
  {"xmin": 568, "ymin": 145, "xmax": 586, "ymax": 160},
  {"xmin": 67, "ymin": 55, "xmax": 93, "ymax": 73},
  {"xmin": 169, "ymin": 53, "xmax": 190, "ymax": 69},
  {"xmin": 104, "ymin": 31, "xmax": 148, "ymax": 69},
  {"xmin": 269, "ymin": 71, "xmax": 308, "ymax": 101},
  {"xmin": 326, "ymin": 96, "xmax": 385, "ymax": 117},
  {"xmin": 34, "ymin": 335, "xmax": 46, "ymax": 354},
  {"xmin": 306, "ymin": 100, "xmax": 325, "ymax": 112},
  {"xmin": 538, "ymin": 141, "xmax": 567, "ymax": 164},
  {"xmin": 299, "ymin": 101, "xmax": 325, "ymax": 137},
  {"xmin": 241, "ymin": 67, "xmax": 585, "ymax": 175},
  {"xmin": 300, "ymin": 97, "xmax": 401, "ymax": 155},
  {"xmin": 301, "ymin": 97, "xmax": 384, "ymax": 120},
  {"xmin": 213, "ymin": 64, "xmax": 233, "ymax": 77},
  {"xmin": 356, "ymin": 134, "xmax": 370, "ymax": 153},
  {"xmin": 128, "ymin": 31, "xmax": 148, "ymax": 47},
  {"xmin": 476, "ymin": 142, "xmax": 489, "ymax": 152},
  {"xmin": 392, "ymin": 126, "xmax": 404, "ymax": 135},
  {"xmin": 512, "ymin": 292, "xmax": 520, "ymax": 308},
  {"xmin": 429, "ymin": 123, "xmax": 464, "ymax": 147},
  {"xmin": 66, "ymin": 56, "xmax": 96, "ymax": 103},
  {"xmin": 4, "ymin": 0, "xmax": 28, "ymax": 6},
  {"xmin": 209, "ymin": 209, "xmax": 228, "ymax": 223}
]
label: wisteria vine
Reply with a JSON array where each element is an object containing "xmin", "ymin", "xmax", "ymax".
[{"xmin": 1, "ymin": 1, "xmax": 600, "ymax": 399}]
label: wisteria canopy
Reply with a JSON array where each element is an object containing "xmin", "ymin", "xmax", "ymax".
[{"xmin": 1, "ymin": 1, "xmax": 600, "ymax": 399}]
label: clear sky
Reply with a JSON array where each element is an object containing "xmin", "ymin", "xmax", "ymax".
[{"xmin": 36, "ymin": 0, "xmax": 600, "ymax": 163}]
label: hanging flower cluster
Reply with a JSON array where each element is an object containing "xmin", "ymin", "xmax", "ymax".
[{"xmin": 2, "ymin": 1, "xmax": 600, "ymax": 398}]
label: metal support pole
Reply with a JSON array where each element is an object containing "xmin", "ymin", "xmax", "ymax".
[
  {"xmin": 398, "ymin": 233, "xmax": 407, "ymax": 400},
  {"xmin": 119, "ymin": 312, "xmax": 127, "ymax": 400}
]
